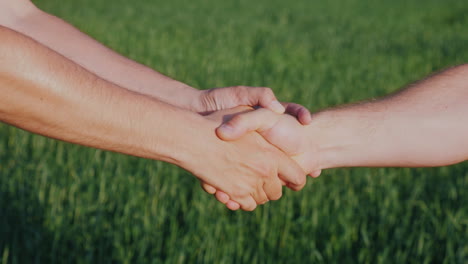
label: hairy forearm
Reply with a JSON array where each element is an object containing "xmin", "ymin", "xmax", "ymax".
[
  {"xmin": 309, "ymin": 65, "xmax": 468, "ymax": 169},
  {"xmin": 0, "ymin": 25, "xmax": 211, "ymax": 168},
  {"xmin": 0, "ymin": 0, "xmax": 201, "ymax": 110}
]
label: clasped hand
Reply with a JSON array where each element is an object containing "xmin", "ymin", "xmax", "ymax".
[{"xmin": 199, "ymin": 105, "xmax": 320, "ymax": 211}]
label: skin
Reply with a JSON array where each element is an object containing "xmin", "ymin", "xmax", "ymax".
[
  {"xmin": 0, "ymin": 0, "xmax": 313, "ymax": 122},
  {"xmin": 0, "ymin": 26, "xmax": 307, "ymax": 211},
  {"xmin": 0, "ymin": 0, "xmax": 314, "ymax": 210},
  {"xmin": 211, "ymin": 64, "xmax": 468, "ymax": 209}
]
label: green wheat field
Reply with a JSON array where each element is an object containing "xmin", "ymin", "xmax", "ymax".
[{"xmin": 1, "ymin": 0, "xmax": 468, "ymax": 263}]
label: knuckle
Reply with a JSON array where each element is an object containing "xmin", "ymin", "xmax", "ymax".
[
  {"xmin": 291, "ymin": 174, "xmax": 304, "ymax": 185},
  {"xmin": 259, "ymin": 165, "xmax": 275, "ymax": 180},
  {"xmin": 229, "ymin": 115, "xmax": 249, "ymax": 130},
  {"xmin": 226, "ymin": 115, "xmax": 245, "ymax": 128},
  {"xmin": 297, "ymin": 174, "xmax": 307, "ymax": 185},
  {"xmin": 231, "ymin": 114, "xmax": 245, "ymax": 124},
  {"xmin": 232, "ymin": 86, "xmax": 249, "ymax": 101},
  {"xmin": 231, "ymin": 186, "xmax": 250, "ymax": 199},
  {"xmin": 291, "ymin": 178, "xmax": 304, "ymax": 187},
  {"xmin": 270, "ymin": 195, "xmax": 280, "ymax": 201},
  {"xmin": 259, "ymin": 171, "xmax": 270, "ymax": 180},
  {"xmin": 231, "ymin": 189, "xmax": 244, "ymax": 199},
  {"xmin": 284, "ymin": 167, "xmax": 306, "ymax": 186},
  {"xmin": 291, "ymin": 183, "xmax": 305, "ymax": 192},
  {"xmin": 262, "ymin": 87, "xmax": 274, "ymax": 96},
  {"xmin": 243, "ymin": 203, "xmax": 256, "ymax": 211},
  {"xmin": 238, "ymin": 85, "xmax": 249, "ymax": 94},
  {"xmin": 270, "ymin": 190, "xmax": 282, "ymax": 201},
  {"xmin": 289, "ymin": 180, "xmax": 306, "ymax": 191}
]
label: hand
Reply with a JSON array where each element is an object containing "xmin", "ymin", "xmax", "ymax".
[
  {"xmin": 200, "ymin": 107, "xmax": 315, "ymax": 210},
  {"xmin": 216, "ymin": 107, "xmax": 322, "ymax": 176},
  {"xmin": 195, "ymin": 86, "xmax": 312, "ymax": 125},
  {"xmin": 187, "ymin": 114, "xmax": 307, "ymax": 211}
]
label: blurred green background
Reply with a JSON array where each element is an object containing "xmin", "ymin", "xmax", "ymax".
[{"xmin": 1, "ymin": 0, "xmax": 468, "ymax": 263}]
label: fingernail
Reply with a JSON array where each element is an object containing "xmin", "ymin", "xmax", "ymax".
[
  {"xmin": 270, "ymin": 101, "xmax": 285, "ymax": 114},
  {"xmin": 219, "ymin": 124, "xmax": 234, "ymax": 134},
  {"xmin": 302, "ymin": 113, "xmax": 313, "ymax": 125}
]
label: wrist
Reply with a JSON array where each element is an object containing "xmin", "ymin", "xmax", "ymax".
[
  {"xmin": 162, "ymin": 82, "xmax": 202, "ymax": 111},
  {"xmin": 186, "ymin": 88, "xmax": 216, "ymax": 114},
  {"xmin": 167, "ymin": 113, "xmax": 220, "ymax": 175},
  {"xmin": 303, "ymin": 110, "xmax": 358, "ymax": 170},
  {"xmin": 306, "ymin": 107, "xmax": 384, "ymax": 170},
  {"xmin": 301, "ymin": 114, "xmax": 328, "ymax": 172},
  {"xmin": 186, "ymin": 88, "xmax": 204, "ymax": 113}
]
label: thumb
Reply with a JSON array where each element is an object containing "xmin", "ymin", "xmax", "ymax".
[
  {"xmin": 216, "ymin": 108, "xmax": 281, "ymax": 141},
  {"xmin": 283, "ymin": 103, "xmax": 313, "ymax": 125},
  {"xmin": 242, "ymin": 86, "xmax": 285, "ymax": 114}
]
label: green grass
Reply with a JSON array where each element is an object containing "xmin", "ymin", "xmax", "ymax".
[{"xmin": 1, "ymin": 0, "xmax": 468, "ymax": 263}]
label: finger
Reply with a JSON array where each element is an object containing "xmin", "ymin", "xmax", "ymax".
[
  {"xmin": 309, "ymin": 170, "xmax": 322, "ymax": 178},
  {"xmin": 215, "ymin": 191, "xmax": 230, "ymax": 204},
  {"xmin": 214, "ymin": 190, "xmax": 242, "ymax": 210},
  {"xmin": 277, "ymin": 154, "xmax": 307, "ymax": 191},
  {"xmin": 265, "ymin": 100, "xmax": 286, "ymax": 114},
  {"xmin": 285, "ymin": 180, "xmax": 307, "ymax": 192},
  {"xmin": 297, "ymin": 108, "xmax": 313, "ymax": 125},
  {"xmin": 283, "ymin": 103, "xmax": 313, "ymax": 125},
  {"xmin": 242, "ymin": 86, "xmax": 285, "ymax": 114},
  {"xmin": 237, "ymin": 196, "xmax": 257, "ymax": 211},
  {"xmin": 280, "ymin": 178, "xmax": 287, "ymax": 186},
  {"xmin": 216, "ymin": 108, "xmax": 280, "ymax": 141},
  {"xmin": 201, "ymin": 182, "xmax": 217, "ymax": 194},
  {"xmin": 263, "ymin": 177, "xmax": 283, "ymax": 201},
  {"xmin": 226, "ymin": 200, "xmax": 241, "ymax": 210},
  {"xmin": 253, "ymin": 187, "xmax": 270, "ymax": 205}
]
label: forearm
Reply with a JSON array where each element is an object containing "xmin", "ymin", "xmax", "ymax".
[
  {"xmin": 0, "ymin": 25, "xmax": 211, "ymax": 168},
  {"xmin": 309, "ymin": 65, "xmax": 468, "ymax": 169},
  {"xmin": 0, "ymin": 0, "xmax": 201, "ymax": 110}
]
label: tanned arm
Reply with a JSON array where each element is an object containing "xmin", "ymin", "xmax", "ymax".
[
  {"xmin": 0, "ymin": 0, "xmax": 308, "ymax": 117},
  {"xmin": 0, "ymin": 26, "xmax": 306, "ymax": 211}
]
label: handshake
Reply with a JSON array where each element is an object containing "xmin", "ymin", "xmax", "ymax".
[
  {"xmin": 1, "ymin": 13, "xmax": 465, "ymax": 213},
  {"xmin": 188, "ymin": 63, "xmax": 468, "ymax": 211},
  {"xmin": 197, "ymin": 103, "xmax": 321, "ymax": 211}
]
